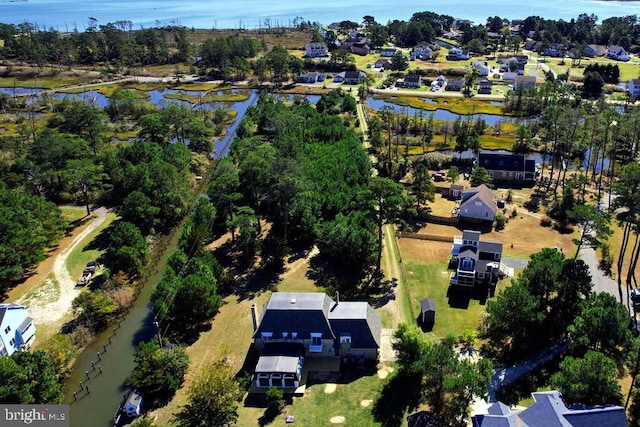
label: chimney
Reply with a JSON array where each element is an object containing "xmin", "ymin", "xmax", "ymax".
[
  {"xmin": 335, "ymin": 291, "xmax": 339, "ymax": 305},
  {"xmin": 250, "ymin": 303, "xmax": 258, "ymax": 332}
]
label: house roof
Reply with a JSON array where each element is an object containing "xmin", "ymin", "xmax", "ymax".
[
  {"xmin": 473, "ymin": 391, "xmax": 629, "ymax": 427},
  {"xmin": 488, "ymin": 402, "xmax": 512, "ymax": 416},
  {"xmin": 254, "ymin": 293, "xmax": 381, "ymax": 348},
  {"xmin": 255, "ymin": 355, "xmax": 301, "ymax": 374},
  {"xmin": 17, "ymin": 317, "xmax": 33, "ymax": 334},
  {"xmin": 253, "ymin": 293, "xmax": 335, "ymax": 339},
  {"xmin": 329, "ymin": 302, "xmax": 382, "ymax": 348},
  {"xmin": 405, "ymin": 74, "xmax": 421, "ymax": 83},
  {"xmin": 462, "ymin": 230, "xmax": 481, "ymax": 241},
  {"xmin": 478, "ymin": 152, "xmax": 528, "ymax": 172},
  {"xmin": 344, "ymin": 70, "xmax": 363, "ymax": 80},
  {"xmin": 420, "ymin": 298, "xmax": 436, "ymax": 314},
  {"xmin": 460, "ymin": 185, "xmax": 497, "ymax": 221},
  {"xmin": 0, "ymin": 303, "xmax": 26, "ymax": 327}
]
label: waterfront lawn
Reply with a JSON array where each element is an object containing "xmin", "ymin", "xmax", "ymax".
[{"xmin": 65, "ymin": 212, "xmax": 117, "ymax": 281}]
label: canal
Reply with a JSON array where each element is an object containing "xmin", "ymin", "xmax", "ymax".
[{"xmin": 62, "ymin": 89, "xmax": 259, "ymax": 427}]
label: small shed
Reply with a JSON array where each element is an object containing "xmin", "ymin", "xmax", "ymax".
[{"xmin": 420, "ymin": 299, "xmax": 436, "ymax": 325}]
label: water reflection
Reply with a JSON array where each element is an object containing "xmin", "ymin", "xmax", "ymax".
[{"xmin": 366, "ymin": 97, "xmax": 514, "ymax": 126}]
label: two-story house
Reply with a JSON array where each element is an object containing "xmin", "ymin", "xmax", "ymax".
[
  {"xmin": 449, "ymin": 230, "xmax": 503, "ymax": 288},
  {"xmin": 629, "ymin": 79, "xmax": 640, "ymax": 99},
  {"xmin": 412, "ymin": 42, "xmax": 432, "ymax": 60},
  {"xmin": 251, "ymin": 292, "xmax": 381, "ymax": 392},
  {"xmin": 0, "ymin": 303, "xmax": 36, "ymax": 356},
  {"xmin": 446, "ymin": 47, "xmax": 469, "ymax": 60},
  {"xmin": 403, "ymin": 74, "xmax": 422, "ymax": 88},
  {"xmin": 607, "ymin": 45, "xmax": 630, "ymax": 62},
  {"xmin": 343, "ymin": 70, "xmax": 365, "ymax": 85},
  {"xmin": 458, "ymin": 184, "xmax": 497, "ymax": 225},
  {"xmin": 304, "ymin": 42, "xmax": 328, "ymax": 58},
  {"xmin": 477, "ymin": 151, "xmax": 536, "ymax": 184},
  {"xmin": 380, "ymin": 47, "xmax": 398, "ymax": 57},
  {"xmin": 472, "ymin": 61, "xmax": 490, "ymax": 77},
  {"xmin": 478, "ymin": 78, "xmax": 493, "ymax": 94}
]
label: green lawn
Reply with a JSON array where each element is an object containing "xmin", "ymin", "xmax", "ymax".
[
  {"xmin": 403, "ymin": 262, "xmax": 495, "ymax": 340},
  {"xmin": 65, "ymin": 212, "xmax": 117, "ymax": 280},
  {"xmin": 60, "ymin": 206, "xmax": 88, "ymax": 224},
  {"xmin": 244, "ymin": 370, "xmax": 390, "ymax": 427},
  {"xmin": 544, "ymin": 56, "xmax": 640, "ymax": 82}
]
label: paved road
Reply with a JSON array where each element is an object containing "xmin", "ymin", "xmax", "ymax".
[{"xmin": 487, "ymin": 340, "xmax": 569, "ymax": 402}]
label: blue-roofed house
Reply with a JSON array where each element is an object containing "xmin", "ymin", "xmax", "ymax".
[
  {"xmin": 0, "ymin": 303, "xmax": 36, "ymax": 356},
  {"xmin": 250, "ymin": 292, "xmax": 381, "ymax": 392},
  {"xmin": 477, "ymin": 152, "xmax": 536, "ymax": 185},
  {"xmin": 472, "ymin": 391, "xmax": 628, "ymax": 427}
]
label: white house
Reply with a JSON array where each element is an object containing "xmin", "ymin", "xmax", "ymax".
[
  {"xmin": 457, "ymin": 184, "xmax": 496, "ymax": 225},
  {"xmin": 472, "ymin": 61, "xmax": 489, "ymax": 76},
  {"xmin": 446, "ymin": 47, "xmax": 469, "ymax": 60},
  {"xmin": 607, "ymin": 45, "xmax": 630, "ymax": 62},
  {"xmin": 304, "ymin": 42, "xmax": 328, "ymax": 58},
  {"xmin": 0, "ymin": 303, "xmax": 36, "ymax": 356},
  {"xmin": 412, "ymin": 42, "xmax": 432, "ymax": 60},
  {"xmin": 629, "ymin": 79, "xmax": 640, "ymax": 99},
  {"xmin": 380, "ymin": 47, "xmax": 398, "ymax": 57}
]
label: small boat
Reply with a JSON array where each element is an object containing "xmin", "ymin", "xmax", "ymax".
[{"xmin": 113, "ymin": 389, "xmax": 143, "ymax": 426}]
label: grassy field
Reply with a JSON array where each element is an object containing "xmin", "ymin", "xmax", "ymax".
[
  {"xmin": 65, "ymin": 212, "xmax": 118, "ymax": 281},
  {"xmin": 544, "ymin": 56, "xmax": 640, "ymax": 82},
  {"xmin": 60, "ymin": 206, "xmax": 89, "ymax": 224}
]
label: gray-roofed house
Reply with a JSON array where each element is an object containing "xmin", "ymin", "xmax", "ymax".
[
  {"xmin": 446, "ymin": 79, "xmax": 464, "ymax": 91},
  {"xmin": 296, "ymin": 72, "xmax": 326, "ymax": 83},
  {"xmin": 251, "ymin": 292, "xmax": 381, "ymax": 392},
  {"xmin": 343, "ymin": 71, "xmax": 365, "ymax": 85},
  {"xmin": 583, "ymin": 44, "xmax": 606, "ymax": 58},
  {"xmin": 472, "ymin": 391, "xmax": 628, "ymax": 427},
  {"xmin": 0, "ymin": 303, "xmax": 36, "ymax": 356},
  {"xmin": 477, "ymin": 151, "xmax": 536, "ymax": 184},
  {"xmin": 449, "ymin": 230, "xmax": 503, "ymax": 287},
  {"xmin": 458, "ymin": 184, "xmax": 497, "ymax": 225},
  {"xmin": 403, "ymin": 74, "xmax": 422, "ymax": 88},
  {"xmin": 515, "ymin": 75, "xmax": 536, "ymax": 90}
]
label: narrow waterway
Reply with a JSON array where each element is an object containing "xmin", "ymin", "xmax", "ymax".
[
  {"xmin": 63, "ymin": 228, "xmax": 181, "ymax": 427},
  {"xmin": 62, "ymin": 89, "xmax": 259, "ymax": 427}
]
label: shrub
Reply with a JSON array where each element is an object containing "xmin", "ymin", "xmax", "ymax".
[
  {"xmin": 266, "ymin": 387, "xmax": 285, "ymax": 416},
  {"xmin": 511, "ymin": 208, "xmax": 518, "ymax": 218},
  {"xmin": 495, "ymin": 213, "xmax": 507, "ymax": 231},
  {"xmin": 443, "ymin": 332, "xmax": 458, "ymax": 347},
  {"xmin": 506, "ymin": 189, "xmax": 514, "ymax": 203},
  {"xmin": 540, "ymin": 216, "xmax": 552, "ymax": 227}
]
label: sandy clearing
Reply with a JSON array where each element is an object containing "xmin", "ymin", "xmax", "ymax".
[
  {"xmin": 17, "ymin": 207, "xmax": 109, "ymax": 325},
  {"xmin": 377, "ymin": 365, "xmax": 394, "ymax": 379},
  {"xmin": 360, "ymin": 399, "xmax": 373, "ymax": 407},
  {"xmin": 324, "ymin": 383, "xmax": 337, "ymax": 394},
  {"xmin": 329, "ymin": 416, "xmax": 345, "ymax": 424}
]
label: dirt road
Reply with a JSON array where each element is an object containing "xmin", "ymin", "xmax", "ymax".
[{"xmin": 16, "ymin": 207, "xmax": 109, "ymax": 326}]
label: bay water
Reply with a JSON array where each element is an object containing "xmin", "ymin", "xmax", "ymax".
[{"xmin": 2, "ymin": 0, "xmax": 640, "ymax": 31}]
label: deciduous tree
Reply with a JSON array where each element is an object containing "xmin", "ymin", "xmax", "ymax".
[{"xmin": 173, "ymin": 360, "xmax": 242, "ymax": 427}]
